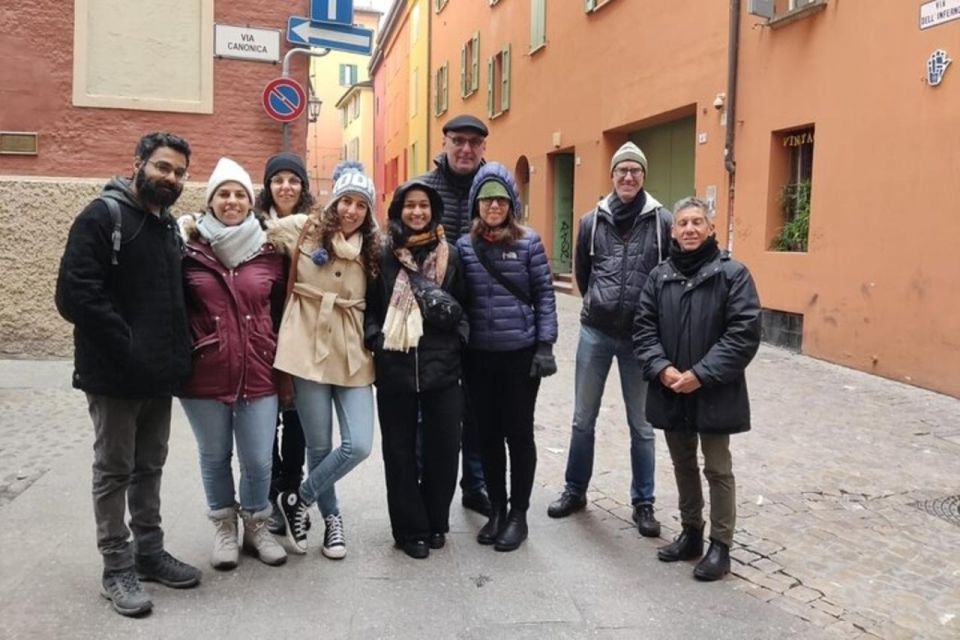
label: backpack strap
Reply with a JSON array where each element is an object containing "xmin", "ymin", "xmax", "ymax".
[
  {"xmin": 99, "ymin": 196, "xmax": 123, "ymax": 266},
  {"xmin": 470, "ymin": 237, "xmax": 534, "ymax": 308}
]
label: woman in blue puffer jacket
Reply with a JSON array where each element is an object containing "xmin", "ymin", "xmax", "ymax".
[{"xmin": 456, "ymin": 162, "xmax": 559, "ymax": 552}]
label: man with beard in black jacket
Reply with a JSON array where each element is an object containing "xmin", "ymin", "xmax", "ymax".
[
  {"xmin": 419, "ymin": 114, "xmax": 490, "ymax": 516},
  {"xmin": 633, "ymin": 196, "xmax": 761, "ymax": 582},
  {"xmin": 56, "ymin": 132, "xmax": 201, "ymax": 617},
  {"xmin": 547, "ymin": 142, "xmax": 670, "ymax": 540}
]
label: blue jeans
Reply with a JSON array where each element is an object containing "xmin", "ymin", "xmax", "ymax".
[
  {"xmin": 564, "ymin": 325, "xmax": 656, "ymax": 504},
  {"xmin": 293, "ymin": 378, "xmax": 374, "ymax": 517},
  {"xmin": 181, "ymin": 395, "xmax": 278, "ymax": 513}
]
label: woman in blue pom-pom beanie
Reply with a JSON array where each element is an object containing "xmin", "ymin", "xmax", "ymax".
[{"xmin": 266, "ymin": 160, "xmax": 380, "ymax": 561}]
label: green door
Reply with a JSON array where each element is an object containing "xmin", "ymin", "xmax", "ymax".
[
  {"xmin": 630, "ymin": 116, "xmax": 695, "ymax": 211},
  {"xmin": 552, "ymin": 154, "xmax": 575, "ymax": 273}
]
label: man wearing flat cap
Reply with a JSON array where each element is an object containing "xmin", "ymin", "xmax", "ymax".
[
  {"xmin": 547, "ymin": 142, "xmax": 672, "ymax": 540},
  {"xmin": 419, "ymin": 114, "xmax": 491, "ymax": 516}
]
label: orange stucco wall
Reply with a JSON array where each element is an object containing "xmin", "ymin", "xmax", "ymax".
[
  {"xmin": 418, "ymin": 0, "xmax": 960, "ymax": 396},
  {"xmin": 428, "ymin": 0, "xmax": 730, "ymax": 264},
  {"xmin": 371, "ymin": 0, "xmax": 416, "ymax": 213},
  {"xmin": 735, "ymin": 3, "xmax": 960, "ymax": 396}
]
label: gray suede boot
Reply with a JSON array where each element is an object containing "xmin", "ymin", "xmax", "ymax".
[
  {"xmin": 208, "ymin": 506, "xmax": 239, "ymax": 570},
  {"xmin": 241, "ymin": 508, "xmax": 288, "ymax": 566}
]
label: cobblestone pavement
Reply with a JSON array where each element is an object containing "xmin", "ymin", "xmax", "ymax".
[
  {"xmin": 1, "ymin": 296, "xmax": 958, "ymax": 638},
  {"xmin": 0, "ymin": 361, "xmax": 88, "ymax": 508},
  {"xmin": 534, "ymin": 295, "xmax": 960, "ymax": 640}
]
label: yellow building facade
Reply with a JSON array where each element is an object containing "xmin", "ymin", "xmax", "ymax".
[
  {"xmin": 306, "ymin": 7, "xmax": 380, "ymax": 201},
  {"xmin": 336, "ymin": 81, "xmax": 375, "ymax": 173}
]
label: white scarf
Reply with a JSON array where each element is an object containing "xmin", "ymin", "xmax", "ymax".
[{"xmin": 196, "ymin": 212, "xmax": 266, "ymax": 269}]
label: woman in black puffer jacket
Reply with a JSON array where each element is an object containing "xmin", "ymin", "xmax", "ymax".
[{"xmin": 364, "ymin": 180, "xmax": 469, "ymax": 559}]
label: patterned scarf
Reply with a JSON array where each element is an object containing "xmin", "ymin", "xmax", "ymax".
[{"xmin": 382, "ymin": 226, "xmax": 448, "ymax": 352}]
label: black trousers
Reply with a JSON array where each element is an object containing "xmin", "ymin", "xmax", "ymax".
[
  {"xmin": 464, "ymin": 347, "xmax": 540, "ymax": 511},
  {"xmin": 378, "ymin": 385, "xmax": 462, "ymax": 542},
  {"xmin": 270, "ymin": 408, "xmax": 306, "ymax": 498}
]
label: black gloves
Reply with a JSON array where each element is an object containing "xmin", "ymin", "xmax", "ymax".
[{"xmin": 529, "ymin": 342, "xmax": 557, "ymax": 378}]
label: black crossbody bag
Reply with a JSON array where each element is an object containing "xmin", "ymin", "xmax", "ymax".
[{"xmin": 470, "ymin": 238, "xmax": 535, "ymax": 309}]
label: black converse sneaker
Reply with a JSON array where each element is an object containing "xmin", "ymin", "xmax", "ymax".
[
  {"xmin": 322, "ymin": 513, "xmax": 346, "ymax": 559},
  {"xmin": 277, "ymin": 491, "xmax": 309, "ymax": 554}
]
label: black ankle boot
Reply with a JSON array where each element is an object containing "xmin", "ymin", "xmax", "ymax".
[
  {"xmin": 657, "ymin": 525, "xmax": 704, "ymax": 562},
  {"xmin": 494, "ymin": 509, "xmax": 527, "ymax": 552},
  {"xmin": 477, "ymin": 503, "xmax": 507, "ymax": 545},
  {"xmin": 693, "ymin": 539, "xmax": 730, "ymax": 581}
]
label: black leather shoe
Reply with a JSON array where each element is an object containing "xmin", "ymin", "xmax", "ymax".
[
  {"xmin": 693, "ymin": 539, "xmax": 730, "ymax": 581},
  {"xmin": 494, "ymin": 509, "xmax": 528, "ymax": 552},
  {"xmin": 395, "ymin": 539, "xmax": 429, "ymax": 559},
  {"xmin": 632, "ymin": 503, "xmax": 662, "ymax": 538},
  {"xmin": 477, "ymin": 503, "xmax": 507, "ymax": 545},
  {"xmin": 657, "ymin": 525, "xmax": 704, "ymax": 562},
  {"xmin": 428, "ymin": 533, "xmax": 445, "ymax": 550},
  {"xmin": 462, "ymin": 490, "xmax": 492, "ymax": 517},
  {"xmin": 546, "ymin": 492, "xmax": 586, "ymax": 519}
]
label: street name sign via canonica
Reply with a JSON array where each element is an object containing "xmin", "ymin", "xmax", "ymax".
[{"xmin": 262, "ymin": 78, "xmax": 307, "ymax": 123}]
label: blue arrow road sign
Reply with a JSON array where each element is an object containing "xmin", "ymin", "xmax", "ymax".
[
  {"xmin": 312, "ymin": 0, "xmax": 353, "ymax": 26},
  {"xmin": 287, "ymin": 16, "xmax": 373, "ymax": 55}
]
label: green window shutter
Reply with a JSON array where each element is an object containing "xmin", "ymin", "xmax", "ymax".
[
  {"xmin": 460, "ymin": 45, "xmax": 467, "ymax": 97},
  {"xmin": 442, "ymin": 63, "xmax": 449, "ymax": 112},
  {"xmin": 501, "ymin": 44, "xmax": 511, "ymax": 112},
  {"xmin": 471, "ymin": 32, "xmax": 481, "ymax": 92},
  {"xmin": 532, "ymin": 0, "xmax": 545, "ymax": 48},
  {"xmin": 487, "ymin": 57, "xmax": 495, "ymax": 117}
]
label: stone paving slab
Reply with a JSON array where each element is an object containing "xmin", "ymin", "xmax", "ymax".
[
  {"xmin": 1, "ymin": 293, "xmax": 958, "ymax": 638},
  {"xmin": 0, "ymin": 361, "xmax": 817, "ymax": 639}
]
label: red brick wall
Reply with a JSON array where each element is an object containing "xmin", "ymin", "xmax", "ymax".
[{"xmin": 0, "ymin": 1, "xmax": 310, "ymax": 182}]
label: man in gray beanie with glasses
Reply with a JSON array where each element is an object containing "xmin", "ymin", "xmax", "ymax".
[{"xmin": 547, "ymin": 141, "xmax": 671, "ymax": 540}]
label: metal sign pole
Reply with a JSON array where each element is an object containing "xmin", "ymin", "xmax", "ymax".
[{"xmin": 280, "ymin": 47, "xmax": 330, "ymax": 152}]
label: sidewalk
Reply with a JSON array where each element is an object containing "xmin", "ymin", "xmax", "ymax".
[{"xmin": 0, "ymin": 294, "xmax": 957, "ymax": 638}]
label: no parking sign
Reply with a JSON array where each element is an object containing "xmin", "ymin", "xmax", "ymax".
[{"xmin": 262, "ymin": 77, "xmax": 307, "ymax": 123}]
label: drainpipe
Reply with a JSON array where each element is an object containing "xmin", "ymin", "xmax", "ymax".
[
  {"xmin": 426, "ymin": 7, "xmax": 432, "ymax": 170},
  {"xmin": 724, "ymin": 0, "xmax": 741, "ymax": 253}
]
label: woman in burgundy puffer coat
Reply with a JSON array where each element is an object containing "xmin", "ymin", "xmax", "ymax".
[{"xmin": 178, "ymin": 158, "xmax": 287, "ymax": 570}]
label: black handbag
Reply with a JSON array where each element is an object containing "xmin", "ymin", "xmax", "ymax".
[{"xmin": 407, "ymin": 270, "xmax": 463, "ymax": 331}]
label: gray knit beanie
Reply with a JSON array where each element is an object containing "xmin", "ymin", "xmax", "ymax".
[
  {"xmin": 328, "ymin": 161, "xmax": 376, "ymax": 214},
  {"xmin": 610, "ymin": 142, "xmax": 648, "ymax": 175}
]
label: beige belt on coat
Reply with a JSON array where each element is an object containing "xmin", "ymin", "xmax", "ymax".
[{"xmin": 291, "ymin": 282, "xmax": 367, "ymax": 377}]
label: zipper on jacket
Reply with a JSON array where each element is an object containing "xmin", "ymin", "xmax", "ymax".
[{"xmin": 414, "ymin": 347, "xmax": 421, "ymax": 393}]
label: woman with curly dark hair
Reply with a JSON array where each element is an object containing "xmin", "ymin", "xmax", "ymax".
[
  {"xmin": 255, "ymin": 153, "xmax": 314, "ymax": 538},
  {"xmin": 266, "ymin": 161, "xmax": 380, "ymax": 560}
]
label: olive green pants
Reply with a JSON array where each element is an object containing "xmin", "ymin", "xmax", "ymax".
[{"xmin": 663, "ymin": 431, "xmax": 735, "ymax": 546}]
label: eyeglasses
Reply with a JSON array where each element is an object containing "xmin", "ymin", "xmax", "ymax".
[
  {"xmin": 478, "ymin": 197, "xmax": 510, "ymax": 209},
  {"xmin": 270, "ymin": 175, "xmax": 302, "ymax": 187},
  {"xmin": 614, "ymin": 167, "xmax": 644, "ymax": 179},
  {"xmin": 146, "ymin": 160, "xmax": 189, "ymax": 181},
  {"xmin": 446, "ymin": 134, "xmax": 486, "ymax": 149}
]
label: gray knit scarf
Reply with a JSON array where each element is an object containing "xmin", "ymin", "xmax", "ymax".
[{"xmin": 195, "ymin": 212, "xmax": 266, "ymax": 269}]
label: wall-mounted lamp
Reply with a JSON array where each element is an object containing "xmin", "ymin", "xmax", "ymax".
[{"xmin": 308, "ymin": 96, "xmax": 322, "ymax": 122}]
